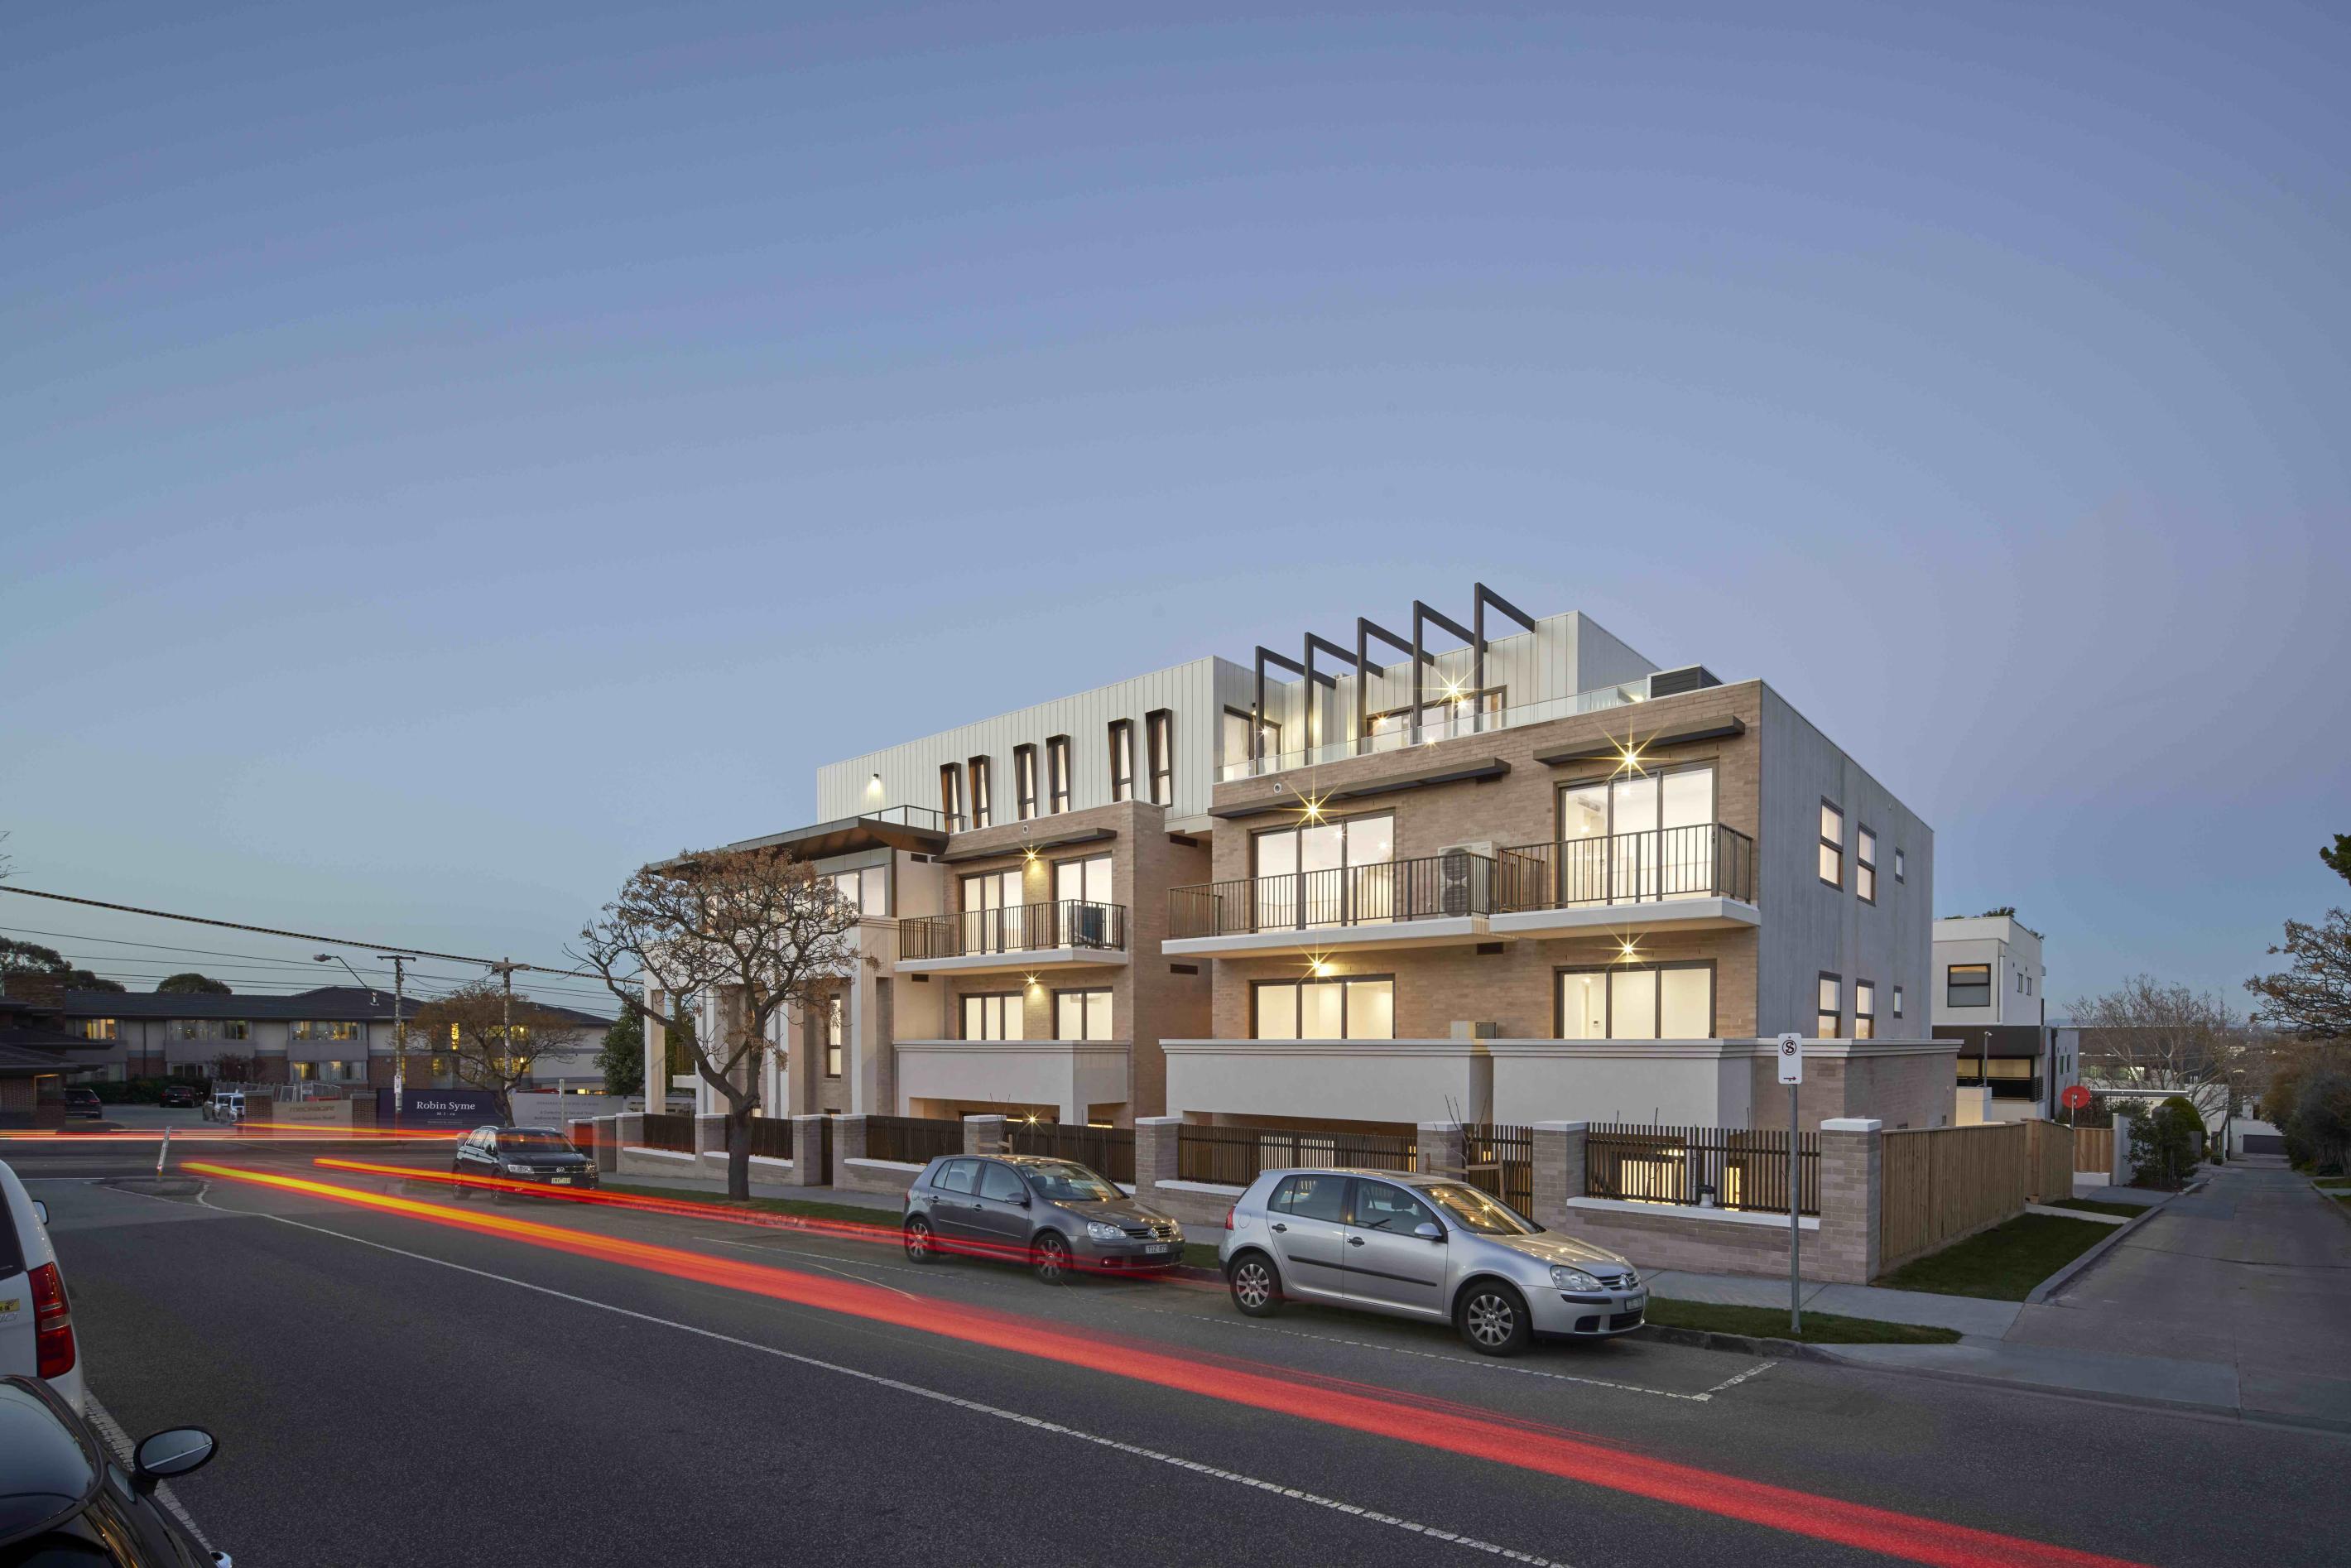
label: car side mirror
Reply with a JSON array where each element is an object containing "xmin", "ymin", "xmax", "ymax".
[
  {"xmin": 1413, "ymin": 1221, "xmax": 1444, "ymax": 1241},
  {"xmin": 132, "ymin": 1428, "xmax": 217, "ymax": 1491},
  {"xmin": 1011, "ymin": 1191, "xmax": 1031, "ymax": 1206},
  {"xmin": 31, "ymin": 1200, "xmax": 48, "ymax": 1226}
]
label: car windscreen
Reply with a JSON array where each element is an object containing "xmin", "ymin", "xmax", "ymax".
[
  {"xmin": 1022, "ymin": 1162, "xmax": 1121, "ymax": 1202},
  {"xmin": 498, "ymin": 1132, "xmax": 574, "ymax": 1152},
  {"xmin": 1421, "ymin": 1183, "xmax": 1545, "ymax": 1236}
]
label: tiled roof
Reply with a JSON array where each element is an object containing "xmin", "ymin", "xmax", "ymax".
[{"xmin": 60, "ymin": 986, "xmax": 611, "ymax": 1028}]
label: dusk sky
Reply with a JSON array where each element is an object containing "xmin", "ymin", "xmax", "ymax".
[{"xmin": 4, "ymin": 2, "xmax": 2344, "ymax": 1014}]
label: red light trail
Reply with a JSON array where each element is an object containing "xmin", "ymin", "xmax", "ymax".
[{"xmin": 190, "ymin": 1161, "xmax": 2142, "ymax": 1568}]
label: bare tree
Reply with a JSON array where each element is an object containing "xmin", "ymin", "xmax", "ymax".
[
  {"xmin": 2072, "ymin": 974, "xmax": 2262, "ymax": 1128},
  {"xmin": 410, "ymin": 981, "xmax": 584, "ymax": 1123},
  {"xmin": 2247, "ymin": 909, "xmax": 2351, "ymax": 1042},
  {"xmin": 573, "ymin": 844, "xmax": 863, "ymax": 1200}
]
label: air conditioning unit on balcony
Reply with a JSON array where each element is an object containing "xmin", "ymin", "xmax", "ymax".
[{"xmin": 1436, "ymin": 842, "xmax": 1492, "ymax": 917}]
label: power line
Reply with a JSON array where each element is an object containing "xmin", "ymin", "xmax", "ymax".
[{"xmin": 0, "ymin": 885, "xmax": 627, "ymax": 983}]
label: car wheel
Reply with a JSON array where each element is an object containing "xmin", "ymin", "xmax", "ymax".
[
  {"xmin": 1228, "ymin": 1252, "xmax": 1282, "ymax": 1316},
  {"xmin": 1032, "ymin": 1230, "xmax": 1072, "ymax": 1284},
  {"xmin": 1457, "ymin": 1281, "xmax": 1532, "ymax": 1356},
  {"xmin": 904, "ymin": 1216, "xmax": 937, "ymax": 1263}
]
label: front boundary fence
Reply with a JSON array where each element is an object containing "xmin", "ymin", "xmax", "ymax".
[
  {"xmin": 1461, "ymin": 1123, "xmax": 1533, "ymax": 1214},
  {"xmin": 1176, "ymin": 1125, "xmax": 1417, "ymax": 1186},
  {"xmin": 1585, "ymin": 1122, "xmax": 1819, "ymax": 1215},
  {"xmin": 1007, "ymin": 1122, "xmax": 1137, "ymax": 1185}
]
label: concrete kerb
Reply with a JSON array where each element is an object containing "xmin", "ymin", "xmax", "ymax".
[{"xmin": 2023, "ymin": 1176, "xmax": 2207, "ymax": 1306}]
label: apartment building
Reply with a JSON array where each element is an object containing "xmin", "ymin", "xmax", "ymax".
[
  {"xmin": 675, "ymin": 585, "xmax": 1956, "ymax": 1134},
  {"xmin": 28, "ymin": 984, "xmax": 610, "ymax": 1089},
  {"xmin": 1931, "ymin": 912, "xmax": 2076, "ymax": 1121}
]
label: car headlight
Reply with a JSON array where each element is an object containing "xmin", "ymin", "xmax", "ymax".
[
  {"xmin": 1084, "ymin": 1221, "xmax": 1125, "ymax": 1242},
  {"xmin": 1550, "ymin": 1265, "xmax": 1602, "ymax": 1291},
  {"xmin": 502, "ymin": 1162, "xmax": 532, "ymax": 1175}
]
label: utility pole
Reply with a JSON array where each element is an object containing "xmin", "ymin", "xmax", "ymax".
[
  {"xmin": 488, "ymin": 958, "xmax": 522, "ymax": 1108},
  {"xmin": 377, "ymin": 954, "xmax": 413, "ymax": 1124}
]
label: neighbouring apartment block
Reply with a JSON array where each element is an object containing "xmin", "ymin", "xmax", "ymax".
[
  {"xmin": 666, "ymin": 585, "xmax": 1959, "ymax": 1136},
  {"xmin": 1930, "ymin": 912, "xmax": 2078, "ymax": 1122}
]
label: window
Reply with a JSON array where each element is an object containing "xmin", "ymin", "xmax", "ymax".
[
  {"xmin": 1819, "ymin": 801, "xmax": 1844, "ymax": 888},
  {"xmin": 959, "ymin": 869, "xmax": 1026, "ymax": 954},
  {"xmin": 1854, "ymin": 982, "xmax": 1876, "ymax": 1040},
  {"xmin": 175, "ymin": 1018, "xmax": 214, "ymax": 1041},
  {"xmin": 968, "ymin": 757, "xmax": 993, "ymax": 829},
  {"xmin": 960, "ymin": 992, "xmax": 1025, "ymax": 1041},
  {"xmin": 1555, "ymin": 963, "xmax": 1714, "ymax": 1039},
  {"xmin": 1894, "ymin": 847, "xmax": 1906, "ymax": 883},
  {"xmin": 1856, "ymin": 827, "xmax": 1877, "ymax": 904},
  {"xmin": 979, "ymin": 1162, "xmax": 1027, "ymax": 1203},
  {"xmin": 1252, "ymin": 976, "xmax": 1393, "ymax": 1040},
  {"xmin": 294, "ymin": 1020, "xmax": 360, "ymax": 1041},
  {"xmin": 1014, "ymin": 744, "xmax": 1039, "ymax": 820},
  {"xmin": 1252, "ymin": 810, "xmax": 1394, "ymax": 928},
  {"xmin": 825, "ymin": 996, "xmax": 844, "ymax": 1077},
  {"xmin": 940, "ymin": 762, "xmax": 965, "ymax": 830},
  {"xmin": 1223, "ymin": 707, "xmax": 1281, "ymax": 770},
  {"xmin": 291, "ymin": 1061, "xmax": 317, "ymax": 1081},
  {"xmin": 1272, "ymin": 1172, "xmax": 1349, "ymax": 1221},
  {"xmin": 1350, "ymin": 1180, "xmax": 1438, "ymax": 1233},
  {"xmin": 1555, "ymin": 765, "xmax": 1718, "ymax": 902},
  {"xmin": 1055, "ymin": 988, "xmax": 1113, "ymax": 1041},
  {"xmin": 1369, "ymin": 687, "xmax": 1503, "ymax": 743},
  {"xmin": 1053, "ymin": 854, "xmax": 1114, "ymax": 947},
  {"xmin": 329, "ymin": 1059, "xmax": 364, "ymax": 1082},
  {"xmin": 1046, "ymin": 735, "xmax": 1072, "ymax": 814},
  {"xmin": 1817, "ymin": 974, "xmax": 1842, "ymax": 1038},
  {"xmin": 1893, "ymin": 985, "xmax": 1905, "ymax": 1019},
  {"xmin": 1947, "ymin": 964, "xmax": 1992, "ymax": 1008},
  {"xmin": 1108, "ymin": 719, "xmax": 1134, "ymax": 802},
  {"xmin": 75, "ymin": 1018, "xmax": 118, "ymax": 1041},
  {"xmin": 936, "ymin": 1158, "xmax": 981, "ymax": 1195},
  {"xmin": 826, "ymin": 867, "xmax": 891, "ymax": 918},
  {"xmin": 1145, "ymin": 709, "xmax": 1174, "ymax": 806}
]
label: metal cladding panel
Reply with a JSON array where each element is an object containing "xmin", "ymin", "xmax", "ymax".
[{"xmin": 816, "ymin": 657, "xmax": 1225, "ymax": 823}]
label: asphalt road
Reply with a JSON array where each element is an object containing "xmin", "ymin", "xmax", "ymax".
[{"xmin": 10, "ymin": 1135, "xmax": 2347, "ymax": 1568}]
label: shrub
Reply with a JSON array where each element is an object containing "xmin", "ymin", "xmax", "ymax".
[
  {"xmin": 2130, "ymin": 1100, "xmax": 2204, "ymax": 1189},
  {"xmin": 2284, "ymin": 1065, "xmax": 2351, "ymax": 1176}
]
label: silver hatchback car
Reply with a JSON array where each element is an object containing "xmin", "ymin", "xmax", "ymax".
[{"xmin": 1219, "ymin": 1168, "xmax": 1646, "ymax": 1355}]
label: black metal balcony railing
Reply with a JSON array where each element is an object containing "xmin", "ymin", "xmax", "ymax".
[
  {"xmin": 1167, "ymin": 850, "xmax": 1496, "ymax": 940},
  {"xmin": 1495, "ymin": 823, "xmax": 1755, "ymax": 911},
  {"xmin": 897, "ymin": 899, "xmax": 1127, "ymax": 961}
]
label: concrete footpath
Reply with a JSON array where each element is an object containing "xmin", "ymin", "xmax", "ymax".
[{"xmin": 1824, "ymin": 1159, "xmax": 2351, "ymax": 1431}]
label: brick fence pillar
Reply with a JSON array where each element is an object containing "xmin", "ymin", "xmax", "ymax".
[
  {"xmin": 964, "ymin": 1114, "xmax": 1007, "ymax": 1156},
  {"xmin": 1135, "ymin": 1116, "xmax": 1181, "ymax": 1200},
  {"xmin": 590, "ymin": 1115, "xmax": 620, "ymax": 1171},
  {"xmin": 695, "ymin": 1112, "xmax": 728, "ymax": 1157},
  {"xmin": 1530, "ymin": 1122, "xmax": 1587, "ymax": 1229},
  {"xmin": 783, "ymin": 1114, "xmax": 829, "ymax": 1186},
  {"xmin": 1816, "ymin": 1118, "xmax": 1882, "ymax": 1285},
  {"xmin": 615, "ymin": 1111, "xmax": 645, "ymax": 1151},
  {"xmin": 1417, "ymin": 1121, "xmax": 1466, "ymax": 1182},
  {"xmin": 834, "ymin": 1113, "xmax": 868, "ymax": 1169}
]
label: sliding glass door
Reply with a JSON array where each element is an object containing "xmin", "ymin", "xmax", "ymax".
[
  {"xmin": 960, "ymin": 869, "xmax": 1024, "ymax": 954},
  {"xmin": 1252, "ymin": 813, "xmax": 1394, "ymax": 930},
  {"xmin": 1556, "ymin": 764, "xmax": 1715, "ymax": 905}
]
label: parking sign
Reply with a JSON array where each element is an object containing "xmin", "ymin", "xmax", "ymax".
[{"xmin": 1776, "ymin": 1032, "xmax": 1804, "ymax": 1085}]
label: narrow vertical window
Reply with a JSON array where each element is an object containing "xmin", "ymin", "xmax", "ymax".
[
  {"xmin": 1818, "ymin": 801, "xmax": 1844, "ymax": 887},
  {"xmin": 1046, "ymin": 734, "xmax": 1072, "ymax": 814},
  {"xmin": 1856, "ymin": 826, "xmax": 1877, "ymax": 904},
  {"xmin": 1145, "ymin": 709, "xmax": 1175, "ymax": 806},
  {"xmin": 1108, "ymin": 719, "xmax": 1134, "ymax": 802},
  {"xmin": 1853, "ymin": 982, "xmax": 1876, "ymax": 1040},
  {"xmin": 1892, "ymin": 984, "xmax": 1905, "ymax": 1019},
  {"xmin": 940, "ymin": 763, "xmax": 965, "ymax": 830},
  {"xmin": 1816, "ymin": 974, "xmax": 1842, "ymax": 1038},
  {"xmin": 967, "ymin": 757, "xmax": 992, "ymax": 829},
  {"xmin": 825, "ymin": 996, "xmax": 844, "ymax": 1077},
  {"xmin": 1014, "ymin": 743, "xmax": 1038, "ymax": 820}
]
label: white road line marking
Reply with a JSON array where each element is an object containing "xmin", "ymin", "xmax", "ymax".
[
  {"xmin": 83, "ymin": 1392, "xmax": 216, "ymax": 1553},
  {"xmin": 220, "ymin": 1203, "xmax": 1571, "ymax": 1566},
  {"xmin": 1703, "ymin": 1362, "xmax": 1776, "ymax": 1395},
  {"xmin": 1126, "ymin": 1306, "xmax": 1768, "ymax": 1403}
]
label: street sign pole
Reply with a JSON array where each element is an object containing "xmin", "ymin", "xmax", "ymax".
[{"xmin": 1776, "ymin": 1032, "xmax": 1805, "ymax": 1335}]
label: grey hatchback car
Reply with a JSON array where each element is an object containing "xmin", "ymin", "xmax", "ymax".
[
  {"xmin": 1219, "ymin": 1168, "xmax": 1646, "ymax": 1355},
  {"xmin": 902, "ymin": 1154, "xmax": 1185, "ymax": 1282}
]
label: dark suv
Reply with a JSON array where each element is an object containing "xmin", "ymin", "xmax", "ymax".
[
  {"xmin": 158, "ymin": 1085, "xmax": 201, "ymax": 1109},
  {"xmin": 902, "ymin": 1154, "xmax": 1185, "ymax": 1282},
  {"xmin": 450, "ymin": 1126, "xmax": 599, "ymax": 1198},
  {"xmin": 60, "ymin": 1089, "xmax": 103, "ymax": 1120}
]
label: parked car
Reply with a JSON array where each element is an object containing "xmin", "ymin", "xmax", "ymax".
[
  {"xmin": 158, "ymin": 1085, "xmax": 201, "ymax": 1109},
  {"xmin": 0, "ymin": 1373, "xmax": 228, "ymax": 1566},
  {"xmin": 1219, "ymin": 1168, "xmax": 1647, "ymax": 1357},
  {"xmin": 201, "ymin": 1090, "xmax": 243, "ymax": 1123},
  {"xmin": 902, "ymin": 1154, "xmax": 1185, "ymax": 1282},
  {"xmin": 1, "ymin": 1158, "xmax": 84, "ymax": 1412},
  {"xmin": 60, "ymin": 1088, "xmax": 103, "ymax": 1120},
  {"xmin": 450, "ymin": 1126, "xmax": 599, "ymax": 1198}
]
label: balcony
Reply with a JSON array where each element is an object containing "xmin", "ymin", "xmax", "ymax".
[
  {"xmin": 1488, "ymin": 824, "xmax": 1759, "ymax": 937},
  {"xmin": 1162, "ymin": 850, "xmax": 1497, "ymax": 958},
  {"xmin": 1218, "ymin": 681, "xmax": 1650, "ymax": 782},
  {"xmin": 895, "ymin": 899, "xmax": 1129, "ymax": 975}
]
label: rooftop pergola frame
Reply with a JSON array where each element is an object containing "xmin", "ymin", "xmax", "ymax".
[{"xmin": 1245, "ymin": 583, "xmax": 1540, "ymax": 766}]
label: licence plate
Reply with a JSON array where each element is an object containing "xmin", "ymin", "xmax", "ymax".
[
  {"xmin": 1147, "ymin": 1243, "xmax": 1175, "ymax": 1256},
  {"xmin": 549, "ymin": 1176, "xmax": 573, "ymax": 1185}
]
